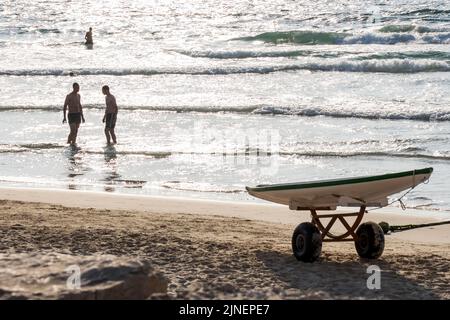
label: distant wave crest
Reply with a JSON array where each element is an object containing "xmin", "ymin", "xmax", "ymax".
[
  {"xmin": 234, "ymin": 30, "xmax": 450, "ymax": 45},
  {"xmin": 252, "ymin": 105, "xmax": 450, "ymax": 121},
  {"xmin": 175, "ymin": 49, "xmax": 321, "ymax": 59},
  {"xmin": 178, "ymin": 49, "xmax": 450, "ymax": 61},
  {"xmin": 379, "ymin": 24, "xmax": 450, "ymax": 34},
  {"xmin": 233, "ymin": 31, "xmax": 350, "ymax": 45},
  {"xmin": 1, "ymin": 59, "xmax": 449, "ymax": 77}
]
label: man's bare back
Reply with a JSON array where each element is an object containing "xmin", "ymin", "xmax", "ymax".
[
  {"xmin": 64, "ymin": 92, "xmax": 82, "ymax": 113},
  {"xmin": 105, "ymin": 94, "xmax": 118, "ymax": 114}
]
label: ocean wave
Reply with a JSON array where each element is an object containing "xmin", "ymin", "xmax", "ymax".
[
  {"xmin": 336, "ymin": 32, "xmax": 448, "ymax": 45},
  {"xmin": 292, "ymin": 137, "xmax": 444, "ymax": 148},
  {"xmin": 379, "ymin": 24, "xmax": 450, "ymax": 33},
  {"xmin": 378, "ymin": 25, "xmax": 416, "ymax": 33},
  {"xmin": 234, "ymin": 30, "xmax": 450, "ymax": 45},
  {"xmin": 2, "ymin": 104, "xmax": 450, "ymax": 122},
  {"xmin": 0, "ymin": 144, "xmax": 173, "ymax": 158},
  {"xmin": 4, "ymin": 27, "xmax": 63, "ymax": 35},
  {"xmin": 307, "ymin": 59, "xmax": 450, "ymax": 73},
  {"xmin": 421, "ymin": 33, "xmax": 450, "ymax": 44},
  {"xmin": 0, "ymin": 65, "xmax": 311, "ymax": 76},
  {"xmin": 280, "ymin": 151, "xmax": 450, "ymax": 161},
  {"xmin": 85, "ymin": 150, "xmax": 172, "ymax": 158},
  {"xmin": 100, "ymin": 178, "xmax": 146, "ymax": 188},
  {"xmin": 0, "ymin": 104, "xmax": 259, "ymax": 113},
  {"xmin": 2, "ymin": 143, "xmax": 449, "ymax": 162},
  {"xmin": 342, "ymin": 33, "xmax": 416, "ymax": 44},
  {"xmin": 415, "ymin": 26, "xmax": 450, "ymax": 33},
  {"xmin": 399, "ymin": 9, "xmax": 450, "ymax": 16},
  {"xmin": 0, "ymin": 143, "xmax": 64, "ymax": 153},
  {"xmin": 0, "ymin": 66, "xmax": 266, "ymax": 76},
  {"xmin": 353, "ymin": 51, "xmax": 450, "ymax": 61},
  {"xmin": 162, "ymin": 181, "xmax": 244, "ymax": 193},
  {"xmin": 1, "ymin": 59, "xmax": 449, "ymax": 77},
  {"xmin": 34, "ymin": 28, "xmax": 62, "ymax": 34},
  {"xmin": 175, "ymin": 49, "xmax": 332, "ymax": 59},
  {"xmin": 233, "ymin": 31, "xmax": 350, "ymax": 44},
  {"xmin": 20, "ymin": 143, "xmax": 63, "ymax": 150},
  {"xmin": 252, "ymin": 105, "xmax": 450, "ymax": 121},
  {"xmin": 177, "ymin": 48, "xmax": 450, "ymax": 62}
]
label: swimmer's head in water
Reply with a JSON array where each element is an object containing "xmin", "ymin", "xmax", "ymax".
[
  {"xmin": 73, "ymin": 82, "xmax": 80, "ymax": 92},
  {"xmin": 102, "ymin": 85, "xmax": 110, "ymax": 95}
]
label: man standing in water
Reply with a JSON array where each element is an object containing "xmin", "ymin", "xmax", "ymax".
[
  {"xmin": 63, "ymin": 83, "xmax": 85, "ymax": 145},
  {"xmin": 85, "ymin": 27, "xmax": 93, "ymax": 45},
  {"xmin": 102, "ymin": 85, "xmax": 118, "ymax": 145}
]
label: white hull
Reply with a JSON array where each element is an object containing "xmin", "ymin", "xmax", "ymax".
[{"xmin": 246, "ymin": 168, "xmax": 433, "ymax": 210}]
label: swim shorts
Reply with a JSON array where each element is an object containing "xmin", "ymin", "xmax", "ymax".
[
  {"xmin": 105, "ymin": 113, "xmax": 117, "ymax": 129},
  {"xmin": 68, "ymin": 113, "xmax": 81, "ymax": 124}
]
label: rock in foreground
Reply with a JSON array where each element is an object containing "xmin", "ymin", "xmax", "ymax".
[{"xmin": 0, "ymin": 252, "xmax": 167, "ymax": 300}]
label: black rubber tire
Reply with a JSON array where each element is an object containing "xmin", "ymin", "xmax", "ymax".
[
  {"xmin": 355, "ymin": 222, "xmax": 385, "ymax": 259},
  {"xmin": 291, "ymin": 222, "xmax": 322, "ymax": 262}
]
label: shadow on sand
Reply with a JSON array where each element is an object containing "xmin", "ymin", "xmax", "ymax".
[{"xmin": 256, "ymin": 250, "xmax": 441, "ymax": 299}]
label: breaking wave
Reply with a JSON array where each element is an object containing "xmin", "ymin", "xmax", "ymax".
[
  {"xmin": 251, "ymin": 105, "xmax": 450, "ymax": 121},
  {"xmin": 353, "ymin": 51, "xmax": 450, "ymax": 61},
  {"xmin": 177, "ymin": 49, "xmax": 450, "ymax": 61},
  {"xmin": 378, "ymin": 24, "xmax": 450, "ymax": 33},
  {"xmin": 233, "ymin": 31, "xmax": 350, "ymax": 44},
  {"xmin": 233, "ymin": 30, "xmax": 450, "ymax": 45},
  {"xmin": 1, "ymin": 59, "xmax": 449, "ymax": 77},
  {"xmin": 2, "ymin": 104, "xmax": 450, "ymax": 122},
  {"xmin": 2, "ymin": 143, "xmax": 450, "ymax": 162},
  {"xmin": 279, "ymin": 151, "xmax": 450, "ymax": 161},
  {"xmin": 174, "ymin": 49, "xmax": 345, "ymax": 59}
]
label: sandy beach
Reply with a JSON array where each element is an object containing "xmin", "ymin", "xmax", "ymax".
[{"xmin": 0, "ymin": 187, "xmax": 449, "ymax": 299}]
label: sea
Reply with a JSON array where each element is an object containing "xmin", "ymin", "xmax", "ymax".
[{"xmin": 1, "ymin": 0, "xmax": 449, "ymax": 213}]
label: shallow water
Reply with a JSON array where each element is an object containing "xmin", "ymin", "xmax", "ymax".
[{"xmin": 0, "ymin": 0, "xmax": 449, "ymax": 212}]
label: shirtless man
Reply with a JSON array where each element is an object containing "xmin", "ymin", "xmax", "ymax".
[
  {"xmin": 102, "ymin": 85, "xmax": 118, "ymax": 145},
  {"xmin": 63, "ymin": 83, "xmax": 85, "ymax": 145},
  {"xmin": 85, "ymin": 27, "xmax": 93, "ymax": 45}
]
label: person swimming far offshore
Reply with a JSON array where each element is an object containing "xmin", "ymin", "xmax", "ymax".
[{"xmin": 85, "ymin": 27, "xmax": 93, "ymax": 45}]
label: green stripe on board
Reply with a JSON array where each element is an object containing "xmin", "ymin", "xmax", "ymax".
[{"xmin": 246, "ymin": 167, "xmax": 433, "ymax": 193}]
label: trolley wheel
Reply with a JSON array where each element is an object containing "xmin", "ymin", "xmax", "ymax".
[
  {"xmin": 291, "ymin": 222, "xmax": 322, "ymax": 262},
  {"xmin": 355, "ymin": 222, "xmax": 385, "ymax": 259}
]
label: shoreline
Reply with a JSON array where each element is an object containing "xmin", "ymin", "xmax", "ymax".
[{"xmin": 1, "ymin": 186, "xmax": 450, "ymax": 245}]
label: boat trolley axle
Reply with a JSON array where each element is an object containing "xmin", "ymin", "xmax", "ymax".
[
  {"xmin": 310, "ymin": 206, "xmax": 366, "ymax": 242},
  {"xmin": 291, "ymin": 205, "xmax": 385, "ymax": 262}
]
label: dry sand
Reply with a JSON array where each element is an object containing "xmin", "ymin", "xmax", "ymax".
[{"xmin": 0, "ymin": 187, "xmax": 449, "ymax": 299}]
